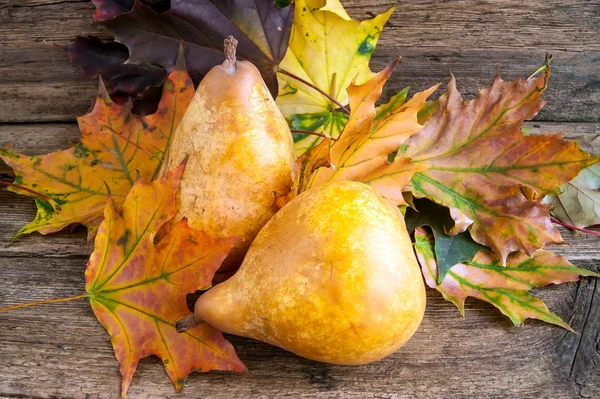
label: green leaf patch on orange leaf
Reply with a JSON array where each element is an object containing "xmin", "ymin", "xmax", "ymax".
[
  {"xmin": 414, "ymin": 227, "xmax": 598, "ymax": 330},
  {"xmin": 86, "ymin": 163, "xmax": 246, "ymax": 397},
  {"xmin": 296, "ymin": 60, "xmax": 437, "ymax": 206},
  {"xmin": 401, "ymin": 64, "xmax": 600, "ymax": 263},
  {"xmin": 405, "ymin": 199, "xmax": 487, "ymax": 283},
  {"xmin": 0, "ymin": 52, "xmax": 194, "ymax": 241}
]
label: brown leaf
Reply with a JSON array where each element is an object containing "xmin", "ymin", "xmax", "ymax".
[{"xmin": 403, "ymin": 66, "xmax": 600, "ymax": 263}]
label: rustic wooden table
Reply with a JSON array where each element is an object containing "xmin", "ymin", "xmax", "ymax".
[{"xmin": 1, "ymin": 1, "xmax": 599, "ymax": 398}]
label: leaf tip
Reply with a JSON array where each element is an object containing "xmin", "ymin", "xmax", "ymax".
[
  {"xmin": 97, "ymin": 76, "xmax": 111, "ymax": 102},
  {"xmin": 175, "ymin": 42, "xmax": 186, "ymax": 72},
  {"xmin": 103, "ymin": 181, "xmax": 113, "ymax": 198},
  {"xmin": 8, "ymin": 231, "xmax": 23, "ymax": 246},
  {"xmin": 447, "ymin": 73, "xmax": 458, "ymax": 93}
]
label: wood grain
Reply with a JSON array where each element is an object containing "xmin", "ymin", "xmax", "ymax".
[
  {"xmin": 1, "ymin": 126, "xmax": 599, "ymax": 397},
  {"xmin": 1, "ymin": 0, "xmax": 599, "ymax": 398},
  {"xmin": 0, "ymin": 1, "xmax": 598, "ymax": 122}
]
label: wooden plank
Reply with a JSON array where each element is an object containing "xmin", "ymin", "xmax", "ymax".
[
  {"xmin": 1, "ymin": 1, "xmax": 599, "ymax": 396},
  {"xmin": 0, "ymin": 121, "xmax": 599, "ymax": 397},
  {"xmin": 0, "ymin": 1, "xmax": 598, "ymax": 122},
  {"xmin": 0, "ymin": 254, "xmax": 597, "ymax": 398},
  {"xmin": 1, "ymin": 121, "xmax": 599, "ymax": 258}
]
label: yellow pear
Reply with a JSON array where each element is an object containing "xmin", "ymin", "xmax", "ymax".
[
  {"xmin": 184, "ymin": 180, "xmax": 426, "ymax": 365},
  {"xmin": 159, "ymin": 36, "xmax": 296, "ymax": 271}
]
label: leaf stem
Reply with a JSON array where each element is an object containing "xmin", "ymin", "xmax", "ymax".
[
  {"xmin": 291, "ymin": 129, "xmax": 338, "ymax": 141},
  {"xmin": 0, "ymin": 180, "xmax": 61, "ymax": 210},
  {"xmin": 277, "ymin": 68, "xmax": 350, "ymax": 115},
  {"xmin": 551, "ymin": 217, "xmax": 600, "ymax": 236},
  {"xmin": 527, "ymin": 53, "xmax": 552, "ymax": 80},
  {"xmin": 0, "ymin": 294, "xmax": 89, "ymax": 313}
]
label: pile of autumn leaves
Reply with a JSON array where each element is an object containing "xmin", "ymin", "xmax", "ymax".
[{"xmin": 1, "ymin": 0, "xmax": 599, "ymax": 396}]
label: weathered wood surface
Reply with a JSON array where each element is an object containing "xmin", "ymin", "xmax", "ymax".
[
  {"xmin": 0, "ymin": 0, "xmax": 599, "ymax": 398},
  {"xmin": 0, "ymin": 0, "xmax": 599, "ymax": 123}
]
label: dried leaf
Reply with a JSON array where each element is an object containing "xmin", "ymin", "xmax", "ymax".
[
  {"xmin": 277, "ymin": 0, "xmax": 394, "ymax": 154},
  {"xmin": 543, "ymin": 164, "xmax": 600, "ymax": 229},
  {"xmin": 402, "ymin": 66, "xmax": 600, "ymax": 263},
  {"xmin": 303, "ymin": 61, "xmax": 436, "ymax": 206},
  {"xmin": 405, "ymin": 199, "xmax": 487, "ymax": 283},
  {"xmin": 86, "ymin": 163, "xmax": 246, "ymax": 396},
  {"xmin": 67, "ymin": 0, "xmax": 293, "ymax": 102},
  {"xmin": 0, "ymin": 53, "xmax": 194, "ymax": 241},
  {"xmin": 414, "ymin": 227, "xmax": 598, "ymax": 330},
  {"xmin": 543, "ymin": 136, "xmax": 600, "ymax": 228}
]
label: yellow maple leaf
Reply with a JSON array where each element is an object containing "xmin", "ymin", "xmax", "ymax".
[{"xmin": 276, "ymin": 0, "xmax": 394, "ymax": 155}]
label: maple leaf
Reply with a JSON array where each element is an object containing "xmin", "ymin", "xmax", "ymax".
[
  {"xmin": 414, "ymin": 227, "xmax": 598, "ymax": 330},
  {"xmin": 0, "ymin": 52, "xmax": 194, "ymax": 241},
  {"xmin": 543, "ymin": 135, "xmax": 600, "ymax": 229},
  {"xmin": 400, "ymin": 65, "xmax": 600, "ymax": 263},
  {"xmin": 298, "ymin": 60, "xmax": 437, "ymax": 206},
  {"xmin": 66, "ymin": 0, "xmax": 293, "ymax": 104},
  {"xmin": 86, "ymin": 163, "xmax": 246, "ymax": 396},
  {"xmin": 405, "ymin": 198, "xmax": 487, "ymax": 283},
  {"xmin": 276, "ymin": 0, "xmax": 394, "ymax": 155}
]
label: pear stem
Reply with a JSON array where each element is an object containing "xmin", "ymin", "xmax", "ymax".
[
  {"xmin": 223, "ymin": 36, "xmax": 238, "ymax": 71},
  {"xmin": 176, "ymin": 313, "xmax": 201, "ymax": 333}
]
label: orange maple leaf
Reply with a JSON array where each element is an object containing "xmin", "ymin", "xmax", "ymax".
[
  {"xmin": 402, "ymin": 64, "xmax": 600, "ymax": 263},
  {"xmin": 294, "ymin": 59, "xmax": 437, "ymax": 205},
  {"xmin": 86, "ymin": 163, "xmax": 246, "ymax": 396},
  {"xmin": 0, "ymin": 52, "xmax": 194, "ymax": 242}
]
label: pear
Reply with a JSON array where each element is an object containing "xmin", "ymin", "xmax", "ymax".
[
  {"xmin": 181, "ymin": 181, "xmax": 426, "ymax": 365},
  {"xmin": 159, "ymin": 36, "xmax": 296, "ymax": 271}
]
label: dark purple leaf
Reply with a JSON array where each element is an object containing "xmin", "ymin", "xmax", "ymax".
[
  {"xmin": 63, "ymin": 36, "xmax": 167, "ymax": 105},
  {"xmin": 69, "ymin": 0, "xmax": 293, "ymax": 101},
  {"xmin": 91, "ymin": 0, "xmax": 171, "ymax": 19}
]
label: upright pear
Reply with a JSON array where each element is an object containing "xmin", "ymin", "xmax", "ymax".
[
  {"xmin": 184, "ymin": 181, "xmax": 426, "ymax": 365},
  {"xmin": 159, "ymin": 37, "xmax": 296, "ymax": 270}
]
